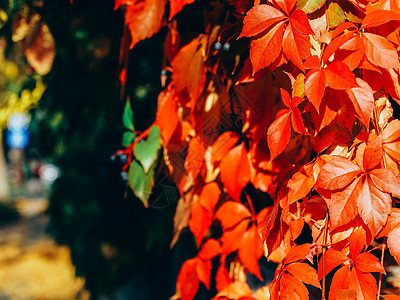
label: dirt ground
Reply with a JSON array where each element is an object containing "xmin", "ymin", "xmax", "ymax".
[{"xmin": 0, "ymin": 198, "xmax": 89, "ymax": 300}]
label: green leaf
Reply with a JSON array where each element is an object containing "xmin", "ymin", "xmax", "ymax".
[
  {"xmin": 297, "ymin": 0, "xmax": 326, "ymax": 14},
  {"xmin": 122, "ymin": 131, "xmax": 136, "ymax": 147},
  {"xmin": 128, "ymin": 160, "xmax": 154, "ymax": 206},
  {"xmin": 327, "ymin": 3, "xmax": 345, "ymax": 28},
  {"xmin": 133, "ymin": 126, "xmax": 161, "ymax": 173},
  {"xmin": 123, "ymin": 100, "xmax": 135, "ymax": 131}
]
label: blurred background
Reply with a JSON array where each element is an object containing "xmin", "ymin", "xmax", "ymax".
[{"xmin": 0, "ymin": 0, "xmax": 190, "ymax": 299}]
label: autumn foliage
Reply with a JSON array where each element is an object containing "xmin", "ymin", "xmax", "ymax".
[{"xmin": 116, "ymin": 0, "xmax": 400, "ymax": 298}]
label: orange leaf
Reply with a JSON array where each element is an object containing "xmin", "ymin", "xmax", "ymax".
[
  {"xmin": 156, "ymin": 89, "xmax": 179, "ymax": 146},
  {"xmin": 219, "ymin": 143, "xmax": 251, "ymax": 201},
  {"xmin": 239, "ymin": 4, "xmax": 286, "ymax": 38},
  {"xmin": 176, "ymin": 258, "xmax": 200, "ymax": 300},
  {"xmin": 318, "ymin": 249, "xmax": 350, "ymax": 280},
  {"xmin": 305, "ymin": 69, "xmax": 326, "ymax": 112},
  {"xmin": 199, "ymin": 182, "xmax": 221, "ymax": 213},
  {"xmin": 198, "ymin": 239, "xmax": 222, "ymax": 260},
  {"xmin": 169, "ymin": 0, "xmax": 196, "ymax": 20},
  {"xmin": 357, "ymin": 177, "xmax": 391, "ymax": 238},
  {"xmin": 285, "ymin": 262, "xmax": 321, "ymax": 288},
  {"xmin": 324, "ymin": 61, "xmax": 358, "ymax": 90},
  {"xmin": 211, "ymin": 132, "xmax": 240, "ymax": 163},
  {"xmin": 189, "ymin": 196, "xmax": 213, "ymax": 246},
  {"xmin": 171, "ymin": 36, "xmax": 206, "ymax": 101},
  {"xmin": 279, "ymin": 273, "xmax": 309, "ymax": 299},
  {"xmin": 238, "ymin": 225, "xmax": 264, "ymax": 279},
  {"xmin": 361, "ymin": 10, "xmax": 400, "ymax": 28},
  {"xmin": 349, "ymin": 267, "xmax": 377, "ymax": 300},
  {"xmin": 185, "ymin": 137, "xmax": 206, "ymax": 180},
  {"xmin": 369, "ymin": 168, "xmax": 400, "ymax": 196},
  {"xmin": 315, "ymin": 156, "xmax": 362, "ymax": 190},
  {"xmin": 290, "ymin": 10, "xmax": 314, "ymax": 35},
  {"xmin": 196, "ymin": 259, "xmax": 212, "ymax": 289},
  {"xmin": 283, "ymin": 23, "xmax": 310, "ymax": 72},
  {"xmin": 267, "ymin": 110, "xmax": 291, "ymax": 161},
  {"xmin": 349, "ymin": 226, "xmax": 366, "ymax": 258},
  {"xmin": 328, "ymin": 178, "xmax": 360, "ymax": 229},
  {"xmin": 346, "ymin": 78, "xmax": 374, "ymax": 128},
  {"xmin": 361, "ymin": 32, "xmax": 400, "ymax": 69},
  {"xmin": 249, "ymin": 21, "xmax": 285, "ymax": 74},
  {"xmin": 122, "ymin": 0, "xmax": 166, "ymax": 49},
  {"xmin": 284, "ymin": 243, "xmax": 311, "ymax": 264},
  {"xmin": 329, "ymin": 265, "xmax": 352, "ymax": 300},
  {"xmin": 354, "ymin": 252, "xmax": 386, "ymax": 274},
  {"xmin": 215, "ymin": 201, "xmax": 251, "ymax": 230}
]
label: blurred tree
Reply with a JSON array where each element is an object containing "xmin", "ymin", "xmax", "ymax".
[
  {"xmin": 38, "ymin": 0, "xmax": 181, "ymax": 298},
  {"xmin": 0, "ymin": 0, "xmax": 54, "ymax": 198}
]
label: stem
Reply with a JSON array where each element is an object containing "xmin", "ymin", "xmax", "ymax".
[
  {"xmin": 321, "ymin": 211, "xmax": 329, "ymax": 300},
  {"xmin": 377, "ymin": 238, "xmax": 387, "ymax": 300}
]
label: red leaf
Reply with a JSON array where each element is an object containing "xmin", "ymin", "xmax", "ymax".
[
  {"xmin": 291, "ymin": 103, "xmax": 307, "ymax": 134},
  {"xmin": 122, "ymin": 0, "xmax": 167, "ymax": 49},
  {"xmin": 238, "ymin": 225, "xmax": 264, "ymax": 279},
  {"xmin": 279, "ymin": 273, "xmax": 309, "ymax": 299},
  {"xmin": 335, "ymin": 35, "xmax": 365, "ymax": 71},
  {"xmin": 220, "ymin": 220, "xmax": 249, "ymax": 253},
  {"xmin": 315, "ymin": 156, "xmax": 362, "ymax": 190},
  {"xmin": 215, "ymin": 202, "xmax": 251, "ymax": 230},
  {"xmin": 198, "ymin": 239, "xmax": 222, "ymax": 260},
  {"xmin": 156, "ymin": 89, "xmax": 179, "ymax": 146},
  {"xmin": 369, "ymin": 168, "xmax": 400, "ymax": 196},
  {"xmin": 284, "ymin": 243, "xmax": 311, "ymax": 264},
  {"xmin": 216, "ymin": 256, "xmax": 232, "ymax": 291},
  {"xmin": 324, "ymin": 61, "xmax": 358, "ymax": 90},
  {"xmin": 329, "ymin": 265, "xmax": 351, "ymax": 299},
  {"xmin": 283, "ymin": 23, "xmax": 310, "ymax": 72},
  {"xmin": 171, "ymin": 36, "xmax": 206, "ymax": 101},
  {"xmin": 334, "ymin": 289, "xmax": 357, "ymax": 300},
  {"xmin": 349, "ymin": 267, "xmax": 377, "ymax": 300},
  {"xmin": 289, "ymin": 218, "xmax": 304, "ymax": 240},
  {"xmin": 185, "ymin": 137, "xmax": 206, "ymax": 180},
  {"xmin": 363, "ymin": 136, "xmax": 383, "ymax": 170},
  {"xmin": 199, "ymin": 182, "xmax": 221, "ymax": 213},
  {"xmin": 189, "ymin": 196, "xmax": 213, "ymax": 246},
  {"xmin": 240, "ymin": 5, "xmax": 286, "ymax": 38},
  {"xmin": 196, "ymin": 259, "xmax": 212, "ymax": 289},
  {"xmin": 290, "ymin": 10, "xmax": 314, "ymax": 35},
  {"xmin": 361, "ymin": 32, "xmax": 400, "ymax": 69},
  {"xmin": 305, "ymin": 69, "xmax": 326, "ymax": 112},
  {"xmin": 249, "ymin": 21, "xmax": 285, "ymax": 73},
  {"xmin": 318, "ymin": 249, "xmax": 350, "ymax": 280},
  {"xmin": 357, "ymin": 177, "xmax": 391, "ymax": 238},
  {"xmin": 169, "ymin": 0, "xmax": 195, "ymax": 20},
  {"xmin": 211, "ymin": 132, "xmax": 240, "ymax": 162},
  {"xmin": 346, "ymin": 78, "xmax": 374, "ymax": 128},
  {"xmin": 354, "ymin": 252, "xmax": 386, "ymax": 274},
  {"xmin": 276, "ymin": 0, "xmax": 297, "ymax": 15},
  {"xmin": 267, "ymin": 110, "xmax": 291, "ymax": 161},
  {"xmin": 349, "ymin": 226, "xmax": 366, "ymax": 258},
  {"xmin": 285, "ymin": 262, "xmax": 321, "ymax": 288},
  {"xmin": 176, "ymin": 258, "xmax": 200, "ymax": 300},
  {"xmin": 361, "ymin": 10, "xmax": 400, "ymax": 28},
  {"xmin": 287, "ymin": 170, "xmax": 314, "ymax": 204},
  {"xmin": 219, "ymin": 143, "xmax": 251, "ymax": 201},
  {"xmin": 328, "ymin": 177, "xmax": 361, "ymax": 230},
  {"xmin": 387, "ymin": 223, "xmax": 400, "ymax": 265}
]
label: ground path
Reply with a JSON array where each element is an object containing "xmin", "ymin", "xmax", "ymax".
[{"xmin": 0, "ymin": 197, "xmax": 89, "ymax": 300}]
